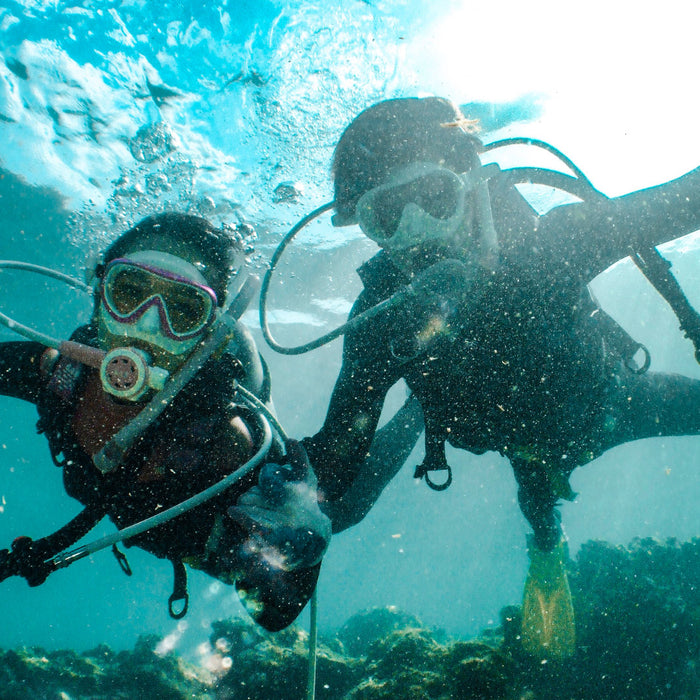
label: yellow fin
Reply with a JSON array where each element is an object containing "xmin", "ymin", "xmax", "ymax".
[{"xmin": 521, "ymin": 538, "xmax": 576, "ymax": 658}]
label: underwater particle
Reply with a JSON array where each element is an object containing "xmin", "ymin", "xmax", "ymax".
[
  {"xmin": 207, "ymin": 580, "xmax": 223, "ymax": 597},
  {"xmin": 223, "ymin": 221, "xmax": 257, "ymax": 254},
  {"xmin": 603, "ymin": 414, "xmax": 617, "ymax": 431},
  {"xmin": 272, "ymin": 181, "xmax": 304, "ymax": 203},
  {"xmin": 417, "ymin": 314, "xmax": 447, "ymax": 343},
  {"xmin": 353, "ymin": 413, "xmax": 371, "ymax": 433},
  {"xmin": 154, "ymin": 621, "xmax": 187, "ymax": 657}
]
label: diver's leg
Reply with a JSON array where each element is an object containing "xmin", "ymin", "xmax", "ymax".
[
  {"xmin": 320, "ymin": 395, "xmax": 424, "ymax": 533},
  {"xmin": 601, "ymin": 370, "xmax": 700, "ymax": 447},
  {"xmin": 511, "ymin": 456, "xmax": 562, "ymax": 551}
]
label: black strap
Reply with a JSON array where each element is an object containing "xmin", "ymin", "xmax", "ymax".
[
  {"xmin": 168, "ymin": 559, "xmax": 189, "ymax": 619},
  {"xmin": 631, "ymin": 247, "xmax": 700, "ymax": 364},
  {"xmin": 112, "ymin": 544, "xmax": 132, "ymax": 576},
  {"xmin": 414, "ymin": 433, "xmax": 453, "ymax": 492}
]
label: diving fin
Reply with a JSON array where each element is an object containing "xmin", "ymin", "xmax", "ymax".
[{"xmin": 521, "ymin": 535, "xmax": 576, "ymax": 659}]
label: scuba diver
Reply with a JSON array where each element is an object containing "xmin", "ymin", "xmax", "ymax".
[
  {"xmin": 0, "ymin": 212, "xmax": 331, "ymax": 632},
  {"xmin": 263, "ymin": 96, "xmax": 700, "ymax": 656}
]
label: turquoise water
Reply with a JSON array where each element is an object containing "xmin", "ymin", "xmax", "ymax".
[{"xmin": 0, "ymin": 0, "xmax": 699, "ymax": 665}]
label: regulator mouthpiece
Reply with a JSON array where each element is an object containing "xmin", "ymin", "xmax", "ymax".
[{"xmin": 99, "ymin": 347, "xmax": 169, "ymax": 401}]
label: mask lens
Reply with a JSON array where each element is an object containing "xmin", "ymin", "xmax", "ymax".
[
  {"xmin": 109, "ymin": 267, "xmax": 156, "ymax": 315},
  {"xmin": 361, "ymin": 169, "xmax": 463, "ymax": 240},
  {"xmin": 103, "ymin": 261, "xmax": 216, "ymax": 337},
  {"xmin": 165, "ymin": 286, "xmax": 211, "ymax": 334}
]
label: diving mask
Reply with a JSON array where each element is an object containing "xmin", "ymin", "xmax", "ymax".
[
  {"xmin": 356, "ymin": 162, "xmax": 499, "ymax": 256},
  {"xmin": 98, "ymin": 251, "xmax": 218, "ymax": 364}
]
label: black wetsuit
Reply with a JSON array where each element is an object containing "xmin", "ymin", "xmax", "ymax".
[
  {"xmin": 0, "ymin": 324, "xmax": 318, "ymax": 631},
  {"xmin": 304, "ymin": 166, "xmax": 700, "ymax": 550}
]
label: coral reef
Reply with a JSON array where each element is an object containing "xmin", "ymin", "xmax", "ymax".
[
  {"xmin": 0, "ymin": 635, "xmax": 211, "ymax": 699},
  {"xmin": 3, "ymin": 537, "xmax": 700, "ymax": 699}
]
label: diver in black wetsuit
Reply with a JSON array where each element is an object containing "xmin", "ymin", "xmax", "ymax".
[
  {"xmin": 0, "ymin": 212, "xmax": 330, "ymax": 632},
  {"xmin": 298, "ymin": 97, "xmax": 700, "ymax": 656}
]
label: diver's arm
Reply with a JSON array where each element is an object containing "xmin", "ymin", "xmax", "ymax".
[
  {"xmin": 303, "ymin": 293, "xmax": 403, "ymax": 502},
  {"xmin": 0, "ymin": 341, "xmax": 46, "ymax": 403},
  {"xmin": 303, "ymin": 356, "xmax": 391, "ymax": 501},
  {"xmin": 539, "ymin": 165, "xmax": 700, "ymax": 281},
  {"xmin": 321, "ymin": 393, "xmax": 424, "ymax": 533}
]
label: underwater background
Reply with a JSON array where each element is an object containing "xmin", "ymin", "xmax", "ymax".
[{"xmin": 1, "ymin": 0, "xmax": 700, "ymax": 695}]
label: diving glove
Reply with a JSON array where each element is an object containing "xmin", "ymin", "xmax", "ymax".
[
  {"xmin": 0, "ymin": 536, "xmax": 54, "ymax": 586},
  {"xmin": 228, "ymin": 440, "xmax": 331, "ymax": 572},
  {"xmin": 521, "ymin": 534, "xmax": 576, "ymax": 659}
]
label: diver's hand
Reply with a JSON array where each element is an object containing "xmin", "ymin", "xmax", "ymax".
[
  {"xmin": 228, "ymin": 440, "xmax": 331, "ymax": 571},
  {"xmin": 3, "ymin": 537, "xmax": 54, "ymax": 586}
]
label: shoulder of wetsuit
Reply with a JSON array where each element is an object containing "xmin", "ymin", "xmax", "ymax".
[
  {"xmin": 37, "ymin": 364, "xmax": 101, "ymax": 506},
  {"xmin": 36, "ymin": 326, "xmax": 92, "ymax": 466}
]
